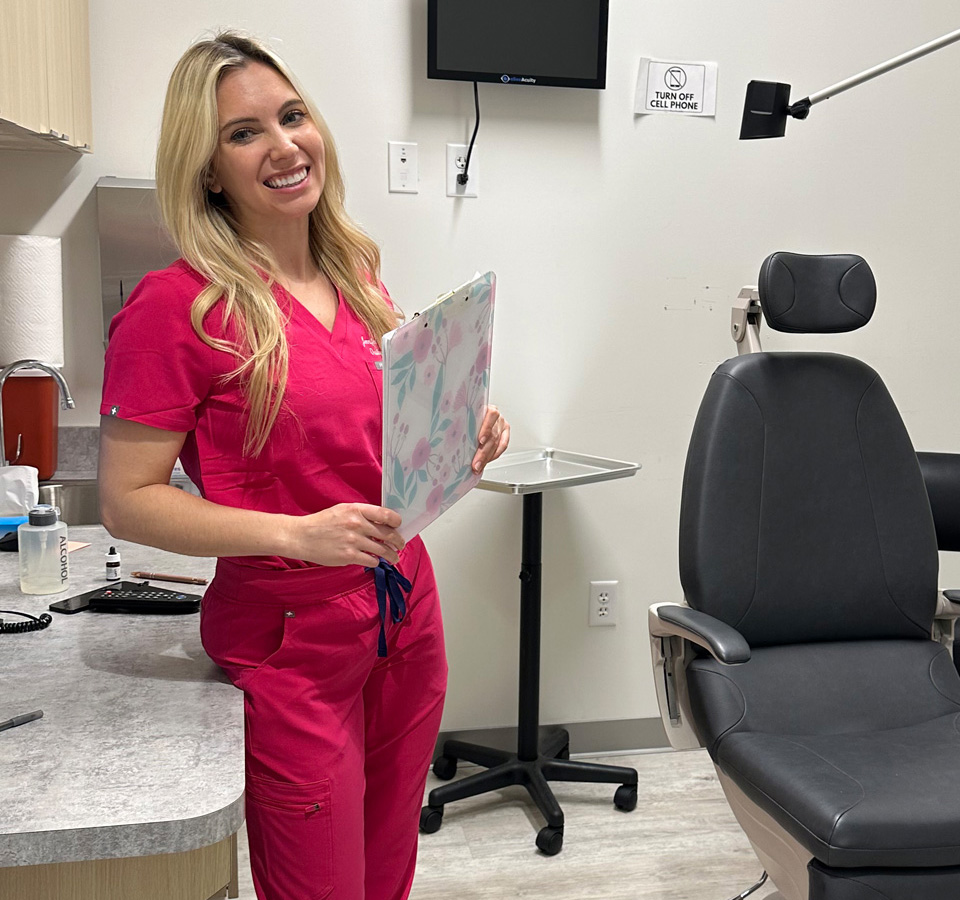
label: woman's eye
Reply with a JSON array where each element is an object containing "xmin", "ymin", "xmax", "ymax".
[
  {"xmin": 230, "ymin": 128, "xmax": 255, "ymax": 143},
  {"xmin": 282, "ymin": 109, "xmax": 306, "ymax": 126}
]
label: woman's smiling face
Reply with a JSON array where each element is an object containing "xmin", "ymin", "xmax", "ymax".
[{"xmin": 210, "ymin": 61, "xmax": 325, "ymax": 237}]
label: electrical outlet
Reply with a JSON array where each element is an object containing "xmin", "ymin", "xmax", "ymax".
[
  {"xmin": 588, "ymin": 580, "xmax": 618, "ymax": 627},
  {"xmin": 446, "ymin": 143, "xmax": 478, "ymax": 197}
]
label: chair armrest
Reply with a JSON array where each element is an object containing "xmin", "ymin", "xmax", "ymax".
[
  {"xmin": 650, "ymin": 603, "xmax": 751, "ymax": 665},
  {"xmin": 918, "ymin": 452, "xmax": 960, "ymax": 551}
]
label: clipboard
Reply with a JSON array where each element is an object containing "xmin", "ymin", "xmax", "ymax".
[{"xmin": 381, "ymin": 272, "xmax": 496, "ymax": 540}]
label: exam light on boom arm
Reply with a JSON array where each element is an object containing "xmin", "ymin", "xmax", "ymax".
[
  {"xmin": 739, "ymin": 81, "xmax": 801, "ymax": 140},
  {"xmin": 740, "ymin": 26, "xmax": 960, "ymax": 140}
]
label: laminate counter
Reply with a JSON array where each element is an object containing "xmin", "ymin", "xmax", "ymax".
[{"xmin": 0, "ymin": 525, "xmax": 243, "ymax": 899}]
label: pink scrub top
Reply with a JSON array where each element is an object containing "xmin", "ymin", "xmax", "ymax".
[{"xmin": 100, "ymin": 259, "xmax": 388, "ymax": 571}]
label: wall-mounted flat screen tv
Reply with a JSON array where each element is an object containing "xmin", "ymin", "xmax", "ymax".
[{"xmin": 428, "ymin": 0, "xmax": 609, "ymax": 90}]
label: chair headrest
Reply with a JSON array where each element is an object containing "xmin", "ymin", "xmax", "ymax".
[{"xmin": 758, "ymin": 252, "xmax": 876, "ymax": 334}]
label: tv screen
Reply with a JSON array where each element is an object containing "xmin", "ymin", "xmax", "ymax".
[{"xmin": 428, "ymin": 0, "xmax": 609, "ymax": 90}]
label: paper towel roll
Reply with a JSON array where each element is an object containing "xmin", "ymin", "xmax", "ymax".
[{"xmin": 0, "ymin": 235, "xmax": 64, "ymax": 367}]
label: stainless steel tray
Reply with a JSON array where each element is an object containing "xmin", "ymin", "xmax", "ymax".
[{"xmin": 477, "ymin": 448, "xmax": 640, "ymax": 495}]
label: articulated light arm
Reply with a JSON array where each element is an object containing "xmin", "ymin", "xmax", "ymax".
[{"xmin": 741, "ymin": 27, "xmax": 960, "ymax": 139}]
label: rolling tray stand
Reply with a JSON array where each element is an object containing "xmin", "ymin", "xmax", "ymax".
[{"xmin": 419, "ymin": 449, "xmax": 641, "ymax": 855}]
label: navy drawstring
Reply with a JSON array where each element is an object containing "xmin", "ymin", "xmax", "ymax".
[{"xmin": 368, "ymin": 558, "xmax": 411, "ymax": 657}]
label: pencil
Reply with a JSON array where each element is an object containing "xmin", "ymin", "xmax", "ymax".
[{"xmin": 130, "ymin": 571, "xmax": 208, "ymax": 585}]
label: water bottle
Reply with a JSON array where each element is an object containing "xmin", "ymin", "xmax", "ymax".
[{"xmin": 18, "ymin": 504, "xmax": 69, "ymax": 594}]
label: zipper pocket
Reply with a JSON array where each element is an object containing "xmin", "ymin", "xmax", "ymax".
[{"xmin": 245, "ymin": 776, "xmax": 331, "ymax": 818}]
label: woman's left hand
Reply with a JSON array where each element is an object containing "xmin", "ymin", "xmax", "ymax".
[{"xmin": 472, "ymin": 405, "xmax": 511, "ymax": 475}]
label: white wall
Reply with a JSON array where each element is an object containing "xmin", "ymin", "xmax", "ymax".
[{"xmin": 3, "ymin": 0, "xmax": 960, "ymax": 734}]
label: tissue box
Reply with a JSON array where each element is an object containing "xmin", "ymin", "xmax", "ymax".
[{"xmin": 0, "ymin": 464, "xmax": 39, "ymax": 516}]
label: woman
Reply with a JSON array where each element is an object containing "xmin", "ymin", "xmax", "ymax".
[{"xmin": 98, "ymin": 31, "xmax": 509, "ymax": 900}]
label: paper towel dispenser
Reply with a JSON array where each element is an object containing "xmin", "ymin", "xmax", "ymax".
[{"xmin": 95, "ymin": 177, "xmax": 178, "ymax": 346}]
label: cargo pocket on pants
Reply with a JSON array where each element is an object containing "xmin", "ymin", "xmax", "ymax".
[{"xmin": 245, "ymin": 775, "xmax": 334, "ymax": 900}]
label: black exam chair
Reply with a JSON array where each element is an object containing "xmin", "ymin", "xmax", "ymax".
[{"xmin": 649, "ymin": 252, "xmax": 960, "ymax": 900}]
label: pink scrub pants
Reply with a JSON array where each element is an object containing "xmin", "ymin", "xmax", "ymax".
[{"xmin": 200, "ymin": 537, "xmax": 447, "ymax": 900}]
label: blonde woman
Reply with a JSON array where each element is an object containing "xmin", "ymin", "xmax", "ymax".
[{"xmin": 98, "ymin": 31, "xmax": 509, "ymax": 900}]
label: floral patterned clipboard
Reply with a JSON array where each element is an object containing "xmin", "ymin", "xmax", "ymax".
[{"xmin": 381, "ymin": 271, "xmax": 496, "ymax": 540}]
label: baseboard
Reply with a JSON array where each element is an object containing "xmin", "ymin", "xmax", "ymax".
[{"xmin": 434, "ymin": 717, "xmax": 669, "ymax": 758}]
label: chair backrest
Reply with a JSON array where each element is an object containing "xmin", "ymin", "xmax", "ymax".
[{"xmin": 679, "ymin": 255, "xmax": 937, "ymax": 648}]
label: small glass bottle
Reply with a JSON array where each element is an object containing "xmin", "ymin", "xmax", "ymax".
[
  {"xmin": 105, "ymin": 545, "xmax": 121, "ymax": 581},
  {"xmin": 18, "ymin": 504, "xmax": 69, "ymax": 594}
]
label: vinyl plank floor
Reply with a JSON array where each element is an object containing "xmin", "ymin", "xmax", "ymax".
[{"xmin": 232, "ymin": 748, "xmax": 780, "ymax": 900}]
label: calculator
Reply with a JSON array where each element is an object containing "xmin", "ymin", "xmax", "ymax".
[{"xmin": 49, "ymin": 581, "xmax": 201, "ymax": 615}]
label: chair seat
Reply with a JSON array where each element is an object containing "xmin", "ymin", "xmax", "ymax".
[{"xmin": 720, "ymin": 713, "xmax": 960, "ymax": 868}]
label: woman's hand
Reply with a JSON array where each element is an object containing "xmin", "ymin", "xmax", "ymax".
[
  {"xmin": 291, "ymin": 503, "xmax": 405, "ymax": 568},
  {"xmin": 472, "ymin": 405, "xmax": 511, "ymax": 475}
]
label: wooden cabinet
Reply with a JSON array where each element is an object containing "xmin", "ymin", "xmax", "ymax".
[{"xmin": 0, "ymin": 0, "xmax": 92, "ymax": 152}]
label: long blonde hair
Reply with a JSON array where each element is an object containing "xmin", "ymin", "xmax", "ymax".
[{"xmin": 156, "ymin": 30, "xmax": 398, "ymax": 455}]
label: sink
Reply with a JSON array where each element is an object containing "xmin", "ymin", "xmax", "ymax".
[{"xmin": 49, "ymin": 479, "xmax": 100, "ymax": 526}]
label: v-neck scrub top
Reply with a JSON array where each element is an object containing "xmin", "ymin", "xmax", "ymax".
[{"xmin": 101, "ymin": 259, "xmax": 393, "ymax": 574}]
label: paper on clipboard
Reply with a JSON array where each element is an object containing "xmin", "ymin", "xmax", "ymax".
[{"xmin": 381, "ymin": 272, "xmax": 496, "ymax": 540}]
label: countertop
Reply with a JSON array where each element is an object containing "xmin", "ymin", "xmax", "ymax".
[{"xmin": 0, "ymin": 526, "xmax": 244, "ymax": 867}]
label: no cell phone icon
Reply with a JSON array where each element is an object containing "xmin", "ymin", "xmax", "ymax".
[{"xmin": 664, "ymin": 67, "xmax": 687, "ymax": 90}]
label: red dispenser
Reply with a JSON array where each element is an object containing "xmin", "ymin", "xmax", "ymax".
[{"xmin": 1, "ymin": 373, "xmax": 59, "ymax": 480}]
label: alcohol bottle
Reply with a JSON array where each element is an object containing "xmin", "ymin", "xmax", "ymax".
[{"xmin": 18, "ymin": 505, "xmax": 69, "ymax": 594}]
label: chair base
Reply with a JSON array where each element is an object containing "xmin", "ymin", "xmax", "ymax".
[
  {"xmin": 726, "ymin": 871, "xmax": 769, "ymax": 900},
  {"xmin": 717, "ymin": 768, "xmax": 812, "ymax": 900},
  {"xmin": 421, "ymin": 727, "xmax": 638, "ymax": 854}
]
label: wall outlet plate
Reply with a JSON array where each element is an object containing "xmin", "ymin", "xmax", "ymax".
[
  {"xmin": 589, "ymin": 580, "xmax": 618, "ymax": 627},
  {"xmin": 388, "ymin": 141, "xmax": 418, "ymax": 193},
  {"xmin": 446, "ymin": 143, "xmax": 478, "ymax": 197}
]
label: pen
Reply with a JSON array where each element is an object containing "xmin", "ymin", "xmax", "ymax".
[
  {"xmin": 0, "ymin": 710, "xmax": 43, "ymax": 732},
  {"xmin": 130, "ymin": 571, "xmax": 208, "ymax": 586}
]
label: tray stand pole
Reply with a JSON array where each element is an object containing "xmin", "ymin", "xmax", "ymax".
[{"xmin": 517, "ymin": 492, "xmax": 543, "ymax": 761}]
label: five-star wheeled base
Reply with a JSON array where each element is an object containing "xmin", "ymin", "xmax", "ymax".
[{"xmin": 419, "ymin": 726, "xmax": 638, "ymax": 856}]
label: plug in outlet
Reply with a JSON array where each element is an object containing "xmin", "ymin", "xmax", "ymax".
[
  {"xmin": 446, "ymin": 143, "xmax": 478, "ymax": 197},
  {"xmin": 589, "ymin": 580, "xmax": 618, "ymax": 627}
]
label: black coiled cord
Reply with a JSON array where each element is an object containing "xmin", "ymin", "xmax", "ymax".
[{"xmin": 0, "ymin": 610, "xmax": 53, "ymax": 634}]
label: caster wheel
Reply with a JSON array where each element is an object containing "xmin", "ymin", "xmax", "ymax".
[
  {"xmin": 536, "ymin": 825, "xmax": 563, "ymax": 856},
  {"xmin": 419, "ymin": 805, "xmax": 443, "ymax": 834},
  {"xmin": 432, "ymin": 755, "xmax": 457, "ymax": 780},
  {"xmin": 614, "ymin": 784, "xmax": 638, "ymax": 812},
  {"xmin": 555, "ymin": 743, "xmax": 570, "ymax": 760}
]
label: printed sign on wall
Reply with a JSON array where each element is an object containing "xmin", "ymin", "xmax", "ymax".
[{"xmin": 635, "ymin": 58, "xmax": 718, "ymax": 117}]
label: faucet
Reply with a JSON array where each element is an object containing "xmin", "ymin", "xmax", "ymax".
[{"xmin": 0, "ymin": 360, "xmax": 76, "ymax": 467}]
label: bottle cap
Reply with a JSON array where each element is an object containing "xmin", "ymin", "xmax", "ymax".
[{"xmin": 27, "ymin": 505, "xmax": 58, "ymax": 526}]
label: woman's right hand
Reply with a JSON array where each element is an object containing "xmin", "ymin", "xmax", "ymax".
[{"xmin": 290, "ymin": 503, "xmax": 405, "ymax": 568}]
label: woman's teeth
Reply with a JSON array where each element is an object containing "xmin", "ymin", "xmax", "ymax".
[{"xmin": 266, "ymin": 168, "xmax": 307, "ymax": 188}]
